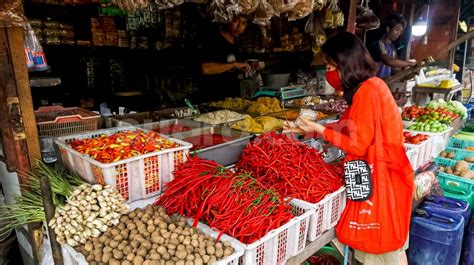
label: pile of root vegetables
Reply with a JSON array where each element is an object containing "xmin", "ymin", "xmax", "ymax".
[
  {"xmin": 236, "ymin": 133, "xmax": 344, "ymax": 203},
  {"xmin": 155, "ymin": 157, "xmax": 294, "ymax": 244},
  {"xmin": 77, "ymin": 205, "xmax": 235, "ymax": 265}
]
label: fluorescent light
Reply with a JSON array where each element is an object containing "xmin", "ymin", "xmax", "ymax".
[{"xmin": 412, "ymin": 20, "xmax": 427, "ymax": 36}]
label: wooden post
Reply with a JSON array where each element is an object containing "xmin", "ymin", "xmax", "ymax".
[
  {"xmin": 0, "ymin": 26, "xmax": 43, "ymax": 263},
  {"xmin": 347, "ymin": 0, "xmax": 358, "ymax": 33},
  {"xmin": 448, "ymin": 0, "xmax": 461, "ymax": 67}
]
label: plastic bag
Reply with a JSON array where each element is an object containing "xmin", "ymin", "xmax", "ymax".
[
  {"xmin": 24, "ymin": 23, "xmax": 48, "ymax": 71},
  {"xmin": 0, "ymin": 0, "xmax": 27, "ymax": 27},
  {"xmin": 210, "ymin": 0, "xmax": 239, "ymax": 23},
  {"xmin": 238, "ymin": 0, "xmax": 260, "ymax": 15},
  {"xmin": 253, "ymin": 0, "xmax": 277, "ymax": 26},
  {"xmin": 356, "ymin": 0, "xmax": 380, "ymax": 30},
  {"xmin": 313, "ymin": 0, "xmax": 327, "ymax": 11},
  {"xmin": 288, "ymin": 0, "xmax": 313, "ymax": 20},
  {"xmin": 268, "ymin": 0, "xmax": 298, "ymax": 14},
  {"xmin": 110, "ymin": 0, "xmax": 151, "ymax": 12}
]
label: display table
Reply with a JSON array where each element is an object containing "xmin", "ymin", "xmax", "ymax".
[
  {"xmin": 286, "ymin": 229, "xmax": 336, "ymax": 265},
  {"xmin": 412, "ymin": 84, "xmax": 463, "ymax": 105}
]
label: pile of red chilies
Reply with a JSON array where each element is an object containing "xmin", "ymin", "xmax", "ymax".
[
  {"xmin": 236, "ymin": 133, "xmax": 344, "ymax": 204},
  {"xmin": 155, "ymin": 156, "xmax": 294, "ymax": 244}
]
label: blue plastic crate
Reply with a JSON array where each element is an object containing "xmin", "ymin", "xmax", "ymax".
[
  {"xmin": 440, "ymin": 147, "xmax": 474, "ymax": 161},
  {"xmin": 448, "ymin": 138, "xmax": 474, "ymax": 149}
]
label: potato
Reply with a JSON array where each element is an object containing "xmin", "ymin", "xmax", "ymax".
[
  {"xmin": 184, "ymin": 261, "xmax": 193, "ymax": 265},
  {"xmin": 206, "ymin": 246, "xmax": 215, "ymax": 255},
  {"xmin": 455, "ymin": 160, "xmax": 470, "ymax": 172},
  {"xmin": 163, "ymin": 232, "xmax": 171, "ymax": 239},
  {"xmin": 176, "ymin": 249, "xmax": 187, "ymax": 260},
  {"xmin": 224, "ymin": 247, "xmax": 233, "ymax": 257},
  {"xmin": 133, "ymin": 256, "xmax": 144, "ymax": 265},
  {"xmin": 142, "ymin": 231, "xmax": 151, "ymax": 238},
  {"xmin": 159, "ymin": 222, "xmax": 168, "ymax": 230},
  {"xmin": 198, "ymin": 248, "xmax": 206, "ymax": 256},
  {"xmin": 194, "ymin": 257, "xmax": 203, "ymax": 265},
  {"xmin": 202, "ymin": 255, "xmax": 210, "ymax": 263},
  {"xmin": 137, "ymin": 246, "xmax": 147, "ymax": 257},
  {"xmin": 126, "ymin": 253, "xmax": 136, "ymax": 261},
  {"xmin": 455, "ymin": 171, "xmax": 462, "ymax": 176},
  {"xmin": 191, "ymin": 240, "xmax": 199, "ymax": 248},
  {"xmin": 186, "ymin": 246, "xmax": 194, "ymax": 254},
  {"xmin": 84, "ymin": 243, "xmax": 94, "ymax": 252},
  {"xmin": 162, "ymin": 252, "xmax": 171, "ymax": 261},
  {"xmin": 149, "ymin": 261, "xmax": 160, "ymax": 265},
  {"xmin": 168, "ymin": 244, "xmax": 177, "ymax": 250},
  {"xmin": 114, "ymin": 234, "xmax": 124, "ymax": 242},
  {"xmin": 147, "ymin": 225, "xmax": 156, "ymax": 233},
  {"xmin": 215, "ymin": 248, "xmax": 224, "ymax": 258},
  {"xmin": 440, "ymin": 151, "xmax": 447, "ymax": 158},
  {"xmin": 170, "ymin": 238, "xmax": 180, "ymax": 245},
  {"xmin": 186, "ymin": 254, "xmax": 195, "ymax": 261},
  {"xmin": 90, "ymin": 262, "xmax": 98, "ymax": 265},
  {"xmin": 109, "ymin": 259, "xmax": 121, "ymax": 265},
  {"xmin": 111, "ymin": 228, "xmax": 120, "ymax": 237},
  {"xmin": 208, "ymin": 256, "xmax": 217, "ymax": 264},
  {"xmin": 117, "ymin": 242, "xmax": 126, "ymax": 251},
  {"xmin": 460, "ymin": 170, "xmax": 474, "ymax": 179},
  {"xmin": 94, "ymin": 254, "xmax": 102, "ymax": 263},
  {"xmin": 157, "ymin": 246, "xmax": 167, "ymax": 255},
  {"xmin": 168, "ymin": 249, "xmax": 176, "ymax": 256},
  {"xmin": 178, "ymin": 235, "xmax": 185, "ymax": 242},
  {"xmin": 123, "ymin": 246, "xmax": 133, "ymax": 255},
  {"xmin": 131, "ymin": 240, "xmax": 140, "ymax": 249},
  {"xmin": 86, "ymin": 254, "xmax": 94, "ymax": 262},
  {"xmin": 465, "ymin": 157, "xmax": 474, "ymax": 163},
  {"xmin": 137, "ymin": 211, "xmax": 144, "ymax": 218},
  {"xmin": 165, "ymin": 261, "xmax": 175, "ymax": 265},
  {"xmin": 113, "ymin": 249, "xmax": 124, "ymax": 260},
  {"xmin": 142, "ymin": 240, "xmax": 152, "ymax": 250},
  {"xmin": 439, "ymin": 166, "xmax": 445, "ymax": 173},
  {"xmin": 128, "ymin": 223, "xmax": 137, "ymax": 230},
  {"xmin": 176, "ymin": 261, "xmax": 185, "ymax": 265},
  {"xmin": 446, "ymin": 167, "xmax": 454, "ymax": 174},
  {"xmin": 143, "ymin": 261, "xmax": 151, "ymax": 265},
  {"xmin": 120, "ymin": 215, "xmax": 130, "ymax": 223},
  {"xmin": 150, "ymin": 252, "xmax": 161, "ymax": 260},
  {"xmin": 118, "ymin": 223, "xmax": 126, "ymax": 230},
  {"xmin": 448, "ymin": 152, "xmax": 456, "ymax": 159},
  {"xmin": 103, "ymin": 246, "xmax": 112, "ymax": 254},
  {"xmin": 102, "ymin": 253, "xmax": 112, "ymax": 263},
  {"xmin": 121, "ymin": 261, "xmax": 131, "ymax": 265},
  {"xmin": 182, "ymin": 230, "xmax": 190, "ymax": 236}
]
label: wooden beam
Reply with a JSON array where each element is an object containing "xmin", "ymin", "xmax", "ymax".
[
  {"xmin": 347, "ymin": 0, "xmax": 358, "ymax": 33},
  {"xmin": 448, "ymin": 0, "xmax": 461, "ymax": 67},
  {"xmin": 6, "ymin": 27, "xmax": 40, "ymax": 166}
]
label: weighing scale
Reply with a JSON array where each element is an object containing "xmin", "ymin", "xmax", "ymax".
[{"xmin": 252, "ymin": 85, "xmax": 307, "ymax": 101}]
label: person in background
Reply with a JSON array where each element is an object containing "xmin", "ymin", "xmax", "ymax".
[
  {"xmin": 200, "ymin": 15, "xmax": 252, "ymax": 102},
  {"xmin": 370, "ymin": 14, "xmax": 416, "ymax": 78},
  {"xmin": 284, "ymin": 32, "xmax": 414, "ymax": 265}
]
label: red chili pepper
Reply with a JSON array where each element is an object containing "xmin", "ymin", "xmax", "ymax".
[
  {"xmin": 69, "ymin": 130, "xmax": 178, "ymax": 163},
  {"xmin": 235, "ymin": 133, "xmax": 344, "ymax": 204}
]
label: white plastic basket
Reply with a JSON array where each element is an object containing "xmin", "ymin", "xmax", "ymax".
[
  {"xmin": 405, "ymin": 146, "xmax": 420, "ymax": 169},
  {"xmin": 229, "ymin": 201, "xmax": 314, "ymax": 265},
  {"xmin": 55, "ymin": 126, "xmax": 192, "ymax": 202},
  {"xmin": 290, "ymin": 187, "xmax": 346, "ymax": 242},
  {"xmin": 404, "ymin": 136, "xmax": 435, "ymax": 169},
  {"xmin": 403, "ymin": 127, "xmax": 453, "ymax": 158},
  {"xmin": 61, "ymin": 197, "xmax": 244, "ymax": 265}
]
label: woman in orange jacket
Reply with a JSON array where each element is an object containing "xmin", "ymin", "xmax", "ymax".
[{"xmin": 284, "ymin": 32, "xmax": 414, "ymax": 265}]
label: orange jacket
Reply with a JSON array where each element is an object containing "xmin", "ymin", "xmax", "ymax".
[
  {"xmin": 323, "ymin": 77, "xmax": 415, "ymax": 253},
  {"xmin": 323, "ymin": 77, "xmax": 404, "ymax": 160}
]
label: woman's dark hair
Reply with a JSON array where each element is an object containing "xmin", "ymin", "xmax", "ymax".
[
  {"xmin": 384, "ymin": 14, "xmax": 406, "ymax": 30},
  {"xmin": 321, "ymin": 31, "xmax": 378, "ymax": 91}
]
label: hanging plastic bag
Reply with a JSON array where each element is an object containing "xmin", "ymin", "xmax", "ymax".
[
  {"xmin": 289, "ymin": 0, "xmax": 314, "ymax": 20},
  {"xmin": 238, "ymin": 0, "xmax": 260, "ymax": 15},
  {"xmin": 268, "ymin": 0, "xmax": 298, "ymax": 14},
  {"xmin": 210, "ymin": 0, "xmax": 239, "ymax": 23},
  {"xmin": 304, "ymin": 14, "xmax": 326, "ymax": 55},
  {"xmin": 24, "ymin": 23, "xmax": 48, "ymax": 71},
  {"xmin": 356, "ymin": 0, "xmax": 380, "ymax": 30},
  {"xmin": 331, "ymin": 0, "xmax": 344, "ymax": 27},
  {"xmin": 0, "ymin": 0, "xmax": 26, "ymax": 27},
  {"xmin": 253, "ymin": 0, "xmax": 277, "ymax": 26},
  {"xmin": 313, "ymin": 0, "xmax": 327, "ymax": 11}
]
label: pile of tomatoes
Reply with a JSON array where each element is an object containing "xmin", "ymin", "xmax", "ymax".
[{"xmin": 404, "ymin": 132, "xmax": 430, "ymax": 145}]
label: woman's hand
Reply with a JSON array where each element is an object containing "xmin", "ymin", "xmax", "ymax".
[{"xmin": 283, "ymin": 118, "xmax": 326, "ymax": 134}]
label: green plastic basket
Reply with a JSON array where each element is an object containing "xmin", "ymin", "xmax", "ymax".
[
  {"xmin": 439, "ymin": 179, "xmax": 474, "ymax": 207},
  {"xmin": 440, "ymin": 147, "xmax": 474, "ymax": 161},
  {"xmin": 448, "ymin": 138, "xmax": 474, "ymax": 149},
  {"xmin": 434, "ymin": 157, "xmax": 474, "ymax": 171}
]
